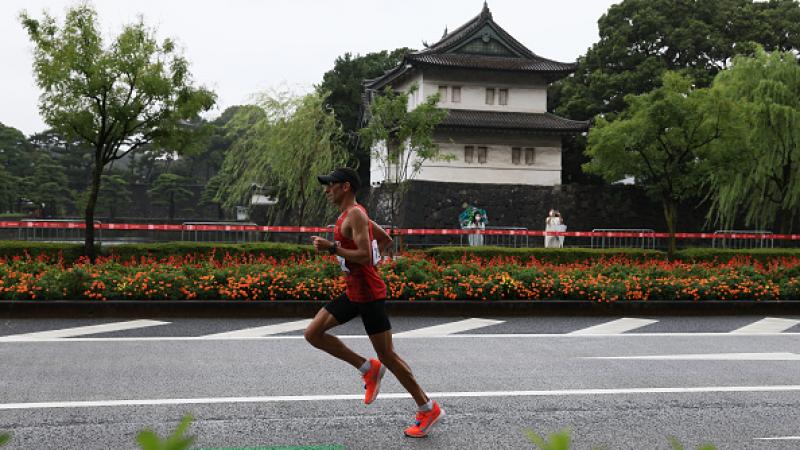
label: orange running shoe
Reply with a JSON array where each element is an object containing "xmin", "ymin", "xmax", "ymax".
[
  {"xmin": 404, "ymin": 401, "xmax": 445, "ymax": 438},
  {"xmin": 362, "ymin": 358, "xmax": 386, "ymax": 404}
]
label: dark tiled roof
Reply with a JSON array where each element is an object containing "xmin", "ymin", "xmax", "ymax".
[
  {"xmin": 364, "ymin": 4, "xmax": 577, "ymax": 90},
  {"xmin": 440, "ymin": 109, "xmax": 589, "ymax": 133},
  {"xmin": 407, "ymin": 53, "xmax": 575, "ymax": 72},
  {"xmin": 420, "ymin": 3, "xmax": 535, "ymax": 58}
]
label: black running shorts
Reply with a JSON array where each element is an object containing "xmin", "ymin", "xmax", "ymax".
[{"xmin": 324, "ymin": 293, "xmax": 391, "ymax": 335}]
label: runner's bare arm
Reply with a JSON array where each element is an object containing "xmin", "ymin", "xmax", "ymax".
[
  {"xmin": 318, "ymin": 208, "xmax": 370, "ymax": 265},
  {"xmin": 370, "ymin": 220, "xmax": 393, "ymax": 252}
]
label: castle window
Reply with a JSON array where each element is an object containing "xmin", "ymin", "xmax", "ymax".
[
  {"xmin": 512, "ymin": 147, "xmax": 521, "ymax": 165},
  {"xmin": 485, "ymin": 88, "xmax": 495, "ymax": 105},
  {"xmin": 525, "ymin": 148, "xmax": 536, "ymax": 165},
  {"xmin": 451, "ymin": 86, "xmax": 461, "ymax": 103},
  {"xmin": 478, "ymin": 146, "xmax": 488, "ymax": 164},
  {"xmin": 438, "ymin": 85, "xmax": 448, "ymax": 102},
  {"xmin": 464, "ymin": 145, "xmax": 474, "ymax": 163},
  {"xmin": 498, "ymin": 89, "xmax": 509, "ymax": 105}
]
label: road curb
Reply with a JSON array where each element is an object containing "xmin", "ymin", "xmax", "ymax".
[{"xmin": 1, "ymin": 300, "xmax": 800, "ymax": 318}]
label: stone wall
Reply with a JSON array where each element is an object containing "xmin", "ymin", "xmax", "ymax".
[{"xmin": 366, "ymin": 180, "xmax": 710, "ymax": 232}]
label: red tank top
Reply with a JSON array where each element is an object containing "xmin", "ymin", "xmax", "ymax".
[{"xmin": 334, "ymin": 205, "xmax": 387, "ymax": 303}]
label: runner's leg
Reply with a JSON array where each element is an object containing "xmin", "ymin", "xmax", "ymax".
[
  {"xmin": 304, "ymin": 298, "xmax": 366, "ymax": 370},
  {"xmin": 368, "ymin": 329, "xmax": 429, "ymax": 406}
]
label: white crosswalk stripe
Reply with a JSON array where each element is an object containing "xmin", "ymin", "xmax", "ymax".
[
  {"xmin": 569, "ymin": 318, "xmax": 658, "ymax": 335},
  {"xmin": 0, "ymin": 320, "xmax": 169, "ymax": 341},
  {"xmin": 202, "ymin": 319, "xmax": 313, "ymax": 338},
  {"xmin": 730, "ymin": 317, "xmax": 800, "ymax": 334},
  {"xmin": 394, "ymin": 318, "xmax": 504, "ymax": 337}
]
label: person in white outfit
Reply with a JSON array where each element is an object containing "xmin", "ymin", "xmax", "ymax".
[{"xmin": 544, "ymin": 209, "xmax": 564, "ymax": 248}]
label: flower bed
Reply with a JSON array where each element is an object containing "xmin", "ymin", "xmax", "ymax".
[{"xmin": 1, "ymin": 252, "xmax": 799, "ymax": 301}]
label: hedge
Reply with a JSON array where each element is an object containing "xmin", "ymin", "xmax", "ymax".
[
  {"xmin": 0, "ymin": 241, "xmax": 313, "ymax": 262},
  {"xmin": 2, "ymin": 241, "xmax": 800, "ymax": 264},
  {"xmin": 423, "ymin": 246, "xmax": 666, "ymax": 264}
]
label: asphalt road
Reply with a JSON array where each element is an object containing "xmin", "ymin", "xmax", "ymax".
[{"xmin": 1, "ymin": 315, "xmax": 799, "ymax": 449}]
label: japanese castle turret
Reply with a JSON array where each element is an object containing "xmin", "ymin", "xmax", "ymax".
[{"xmin": 364, "ymin": 3, "xmax": 588, "ymax": 187}]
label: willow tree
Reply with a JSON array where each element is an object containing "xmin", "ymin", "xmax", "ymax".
[
  {"xmin": 213, "ymin": 91, "xmax": 347, "ymax": 228},
  {"xmin": 704, "ymin": 49, "xmax": 800, "ymax": 234},
  {"xmin": 20, "ymin": 5, "xmax": 215, "ymax": 262},
  {"xmin": 585, "ymin": 72, "xmax": 726, "ymax": 255},
  {"xmin": 359, "ymin": 86, "xmax": 448, "ymax": 232}
]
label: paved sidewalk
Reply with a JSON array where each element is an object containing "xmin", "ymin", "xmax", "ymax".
[{"xmin": 2, "ymin": 299, "xmax": 800, "ymax": 318}]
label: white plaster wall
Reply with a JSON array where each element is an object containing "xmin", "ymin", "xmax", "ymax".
[
  {"xmin": 423, "ymin": 81, "xmax": 546, "ymax": 113},
  {"xmin": 371, "ymin": 140, "xmax": 563, "ymax": 186},
  {"xmin": 394, "ymin": 73, "xmax": 423, "ymax": 111},
  {"xmin": 414, "ymin": 140, "xmax": 561, "ymax": 185}
]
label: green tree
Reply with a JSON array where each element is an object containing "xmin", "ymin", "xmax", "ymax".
[
  {"xmin": 359, "ymin": 85, "xmax": 448, "ymax": 233},
  {"xmin": 76, "ymin": 173, "xmax": 133, "ymax": 220},
  {"xmin": 0, "ymin": 122, "xmax": 35, "ymax": 176},
  {"xmin": 550, "ymin": 0, "xmax": 800, "ymax": 182},
  {"xmin": 317, "ymin": 49, "xmax": 411, "ymax": 186},
  {"xmin": 148, "ymin": 173, "xmax": 193, "ymax": 221},
  {"xmin": 29, "ymin": 129, "xmax": 94, "ymax": 209},
  {"xmin": 214, "ymin": 91, "xmax": 347, "ymax": 229},
  {"xmin": 20, "ymin": 5, "xmax": 215, "ymax": 261},
  {"xmin": 704, "ymin": 48, "xmax": 800, "ymax": 234},
  {"xmin": 21, "ymin": 152, "xmax": 74, "ymax": 217},
  {"xmin": 0, "ymin": 166, "xmax": 19, "ymax": 214},
  {"xmin": 585, "ymin": 72, "xmax": 726, "ymax": 254}
]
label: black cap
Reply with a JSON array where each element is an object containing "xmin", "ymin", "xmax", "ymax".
[{"xmin": 317, "ymin": 167, "xmax": 361, "ymax": 191}]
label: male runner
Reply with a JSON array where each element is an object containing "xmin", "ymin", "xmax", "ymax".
[{"xmin": 305, "ymin": 167, "xmax": 444, "ymax": 438}]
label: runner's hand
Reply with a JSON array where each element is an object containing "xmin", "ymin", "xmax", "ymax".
[{"xmin": 310, "ymin": 236, "xmax": 332, "ymax": 252}]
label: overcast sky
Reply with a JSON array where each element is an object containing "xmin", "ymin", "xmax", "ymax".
[{"xmin": 2, "ymin": 0, "xmax": 619, "ymax": 136}]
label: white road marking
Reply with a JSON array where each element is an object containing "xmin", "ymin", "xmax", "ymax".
[
  {"xmin": 584, "ymin": 352, "xmax": 800, "ymax": 361},
  {"xmin": 756, "ymin": 436, "xmax": 800, "ymax": 440},
  {"xmin": 1, "ymin": 332, "xmax": 800, "ymax": 342},
  {"xmin": 2, "ymin": 384, "xmax": 800, "ymax": 411},
  {"xmin": 394, "ymin": 318, "xmax": 505, "ymax": 337},
  {"xmin": 730, "ymin": 317, "xmax": 800, "ymax": 334},
  {"xmin": 202, "ymin": 319, "xmax": 312, "ymax": 338},
  {"xmin": 569, "ymin": 318, "xmax": 658, "ymax": 335},
  {"xmin": 0, "ymin": 320, "xmax": 169, "ymax": 340}
]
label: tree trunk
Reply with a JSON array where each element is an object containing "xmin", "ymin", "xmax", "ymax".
[
  {"xmin": 296, "ymin": 199, "xmax": 306, "ymax": 244},
  {"xmin": 84, "ymin": 156, "xmax": 103, "ymax": 264},
  {"xmin": 778, "ymin": 207, "xmax": 794, "ymax": 235},
  {"xmin": 663, "ymin": 198, "xmax": 678, "ymax": 257}
]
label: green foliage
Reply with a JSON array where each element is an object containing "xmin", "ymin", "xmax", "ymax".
[
  {"xmin": 20, "ymin": 4, "xmax": 215, "ymax": 261},
  {"xmin": 668, "ymin": 436, "xmax": 717, "ymax": 450},
  {"xmin": 525, "ymin": 428, "xmax": 716, "ymax": 450},
  {"xmin": 317, "ymin": 49, "xmax": 411, "ymax": 182},
  {"xmin": 213, "ymin": 91, "xmax": 346, "ymax": 226},
  {"xmin": 0, "ymin": 433, "xmax": 9, "ymax": 446},
  {"xmin": 106, "ymin": 242, "xmax": 314, "ymax": 262},
  {"xmin": 76, "ymin": 173, "xmax": 132, "ymax": 220},
  {"xmin": 526, "ymin": 429, "xmax": 574, "ymax": 450},
  {"xmin": 704, "ymin": 48, "xmax": 800, "ymax": 233},
  {"xmin": 359, "ymin": 85, "xmax": 449, "ymax": 228},
  {"xmin": 553, "ymin": 0, "xmax": 800, "ymax": 122},
  {"xmin": 136, "ymin": 414, "xmax": 194, "ymax": 450},
  {"xmin": 0, "ymin": 241, "xmax": 86, "ymax": 262},
  {"xmin": 148, "ymin": 173, "xmax": 194, "ymax": 220},
  {"xmin": 0, "ymin": 241, "xmax": 312, "ymax": 263},
  {"xmin": 585, "ymin": 72, "xmax": 726, "ymax": 254},
  {"xmin": 424, "ymin": 247, "xmax": 665, "ymax": 264},
  {"xmin": 550, "ymin": 0, "xmax": 800, "ymax": 182}
]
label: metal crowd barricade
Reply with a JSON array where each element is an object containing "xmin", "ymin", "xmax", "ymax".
[
  {"xmin": 459, "ymin": 226, "xmax": 529, "ymax": 248},
  {"xmin": 590, "ymin": 229, "xmax": 656, "ymax": 249},
  {"xmin": 17, "ymin": 219, "xmax": 102, "ymax": 242},
  {"xmin": 712, "ymin": 230, "xmax": 774, "ymax": 249},
  {"xmin": 181, "ymin": 222, "xmax": 259, "ymax": 243}
]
